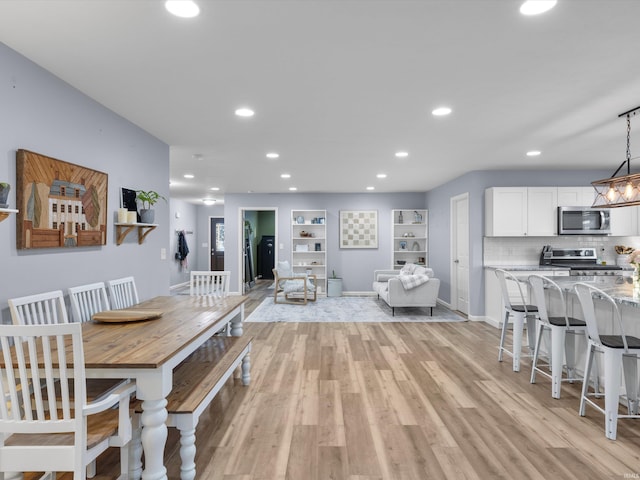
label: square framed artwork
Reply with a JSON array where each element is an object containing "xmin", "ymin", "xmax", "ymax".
[
  {"xmin": 339, "ymin": 210, "xmax": 378, "ymax": 249},
  {"xmin": 16, "ymin": 149, "xmax": 108, "ymax": 249}
]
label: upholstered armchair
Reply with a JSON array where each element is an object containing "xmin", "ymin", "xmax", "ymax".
[{"xmin": 272, "ymin": 260, "xmax": 317, "ymax": 305}]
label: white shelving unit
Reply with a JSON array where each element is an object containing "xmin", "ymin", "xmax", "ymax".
[
  {"xmin": 391, "ymin": 209, "xmax": 428, "ymax": 269},
  {"xmin": 291, "ymin": 209, "xmax": 327, "ymax": 294}
]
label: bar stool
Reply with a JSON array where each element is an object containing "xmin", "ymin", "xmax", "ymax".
[
  {"xmin": 574, "ymin": 282, "xmax": 640, "ymax": 440},
  {"xmin": 495, "ymin": 269, "xmax": 538, "ymax": 372},
  {"xmin": 528, "ymin": 274, "xmax": 589, "ymax": 399}
]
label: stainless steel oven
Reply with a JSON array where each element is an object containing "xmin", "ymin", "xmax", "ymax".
[{"xmin": 557, "ymin": 206, "xmax": 611, "ymax": 235}]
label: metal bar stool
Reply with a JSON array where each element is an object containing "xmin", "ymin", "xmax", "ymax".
[
  {"xmin": 528, "ymin": 274, "xmax": 589, "ymax": 398},
  {"xmin": 495, "ymin": 269, "xmax": 538, "ymax": 372},
  {"xmin": 574, "ymin": 282, "xmax": 640, "ymax": 440}
]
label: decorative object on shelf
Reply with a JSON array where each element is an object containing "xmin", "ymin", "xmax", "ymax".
[
  {"xmin": 296, "ymin": 215, "xmax": 305, "ymax": 224},
  {"xmin": 315, "ymin": 242, "xmax": 321, "ymax": 251},
  {"xmin": 0, "ymin": 182, "xmax": 9, "ymax": 208},
  {"xmin": 295, "ymin": 244, "xmax": 309, "ymax": 252},
  {"xmin": 126, "ymin": 211, "xmax": 137, "ymax": 223},
  {"xmin": 399, "ymin": 241, "xmax": 407, "ymax": 250},
  {"xmin": 398, "ymin": 211, "xmax": 403, "ymax": 224},
  {"xmin": 136, "ymin": 190, "xmax": 166, "ymax": 224},
  {"xmin": 339, "ymin": 210, "xmax": 378, "ymax": 249},
  {"xmin": 592, "ymin": 105, "xmax": 640, "ymax": 208},
  {"xmin": 396, "ymin": 260, "xmax": 406, "ymax": 265},
  {"xmin": 402, "ymin": 232, "xmax": 414, "ymax": 237},
  {"xmin": 117, "ymin": 207, "xmax": 128, "ymax": 223},
  {"xmin": 299, "ymin": 231, "xmax": 313, "ymax": 237},
  {"xmin": 413, "ymin": 211, "xmax": 423, "ymax": 223},
  {"xmin": 412, "ymin": 241, "xmax": 420, "ymax": 251},
  {"xmin": 16, "ymin": 149, "xmax": 108, "ymax": 249},
  {"xmin": 418, "ymin": 256, "xmax": 425, "ymax": 264}
]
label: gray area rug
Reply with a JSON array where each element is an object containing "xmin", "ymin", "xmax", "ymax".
[{"xmin": 246, "ymin": 296, "xmax": 467, "ymax": 323}]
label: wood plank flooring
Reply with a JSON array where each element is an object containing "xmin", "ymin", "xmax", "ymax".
[{"xmin": 25, "ymin": 281, "xmax": 640, "ymax": 479}]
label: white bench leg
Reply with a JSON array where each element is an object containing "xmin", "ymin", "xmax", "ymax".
[
  {"xmin": 178, "ymin": 427, "xmax": 197, "ymax": 480},
  {"xmin": 242, "ymin": 351, "xmax": 251, "ymax": 385},
  {"xmin": 128, "ymin": 414, "xmax": 143, "ymax": 480}
]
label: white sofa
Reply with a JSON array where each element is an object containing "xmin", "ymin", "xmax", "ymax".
[{"xmin": 372, "ymin": 267, "xmax": 441, "ymax": 316}]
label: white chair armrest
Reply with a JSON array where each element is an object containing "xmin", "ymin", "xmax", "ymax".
[{"xmin": 84, "ymin": 380, "xmax": 136, "ymax": 416}]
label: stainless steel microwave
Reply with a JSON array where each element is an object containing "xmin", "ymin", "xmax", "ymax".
[{"xmin": 557, "ymin": 206, "xmax": 611, "ymax": 235}]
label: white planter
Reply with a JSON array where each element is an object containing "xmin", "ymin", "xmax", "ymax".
[{"xmin": 327, "ymin": 278, "xmax": 343, "ymax": 297}]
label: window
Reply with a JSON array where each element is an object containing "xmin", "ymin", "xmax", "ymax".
[
  {"xmin": 60, "ymin": 204, "xmax": 65, "ymax": 214},
  {"xmin": 52, "ymin": 222, "xmax": 58, "ymax": 229},
  {"xmin": 52, "ymin": 204, "xmax": 57, "ymax": 213},
  {"xmin": 60, "ymin": 186, "xmax": 66, "ymax": 197},
  {"xmin": 82, "ymin": 223, "xmax": 86, "ymax": 231},
  {"xmin": 75, "ymin": 205, "xmax": 79, "ymax": 214}
]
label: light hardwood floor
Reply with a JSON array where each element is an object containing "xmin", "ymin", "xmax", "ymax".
[{"xmin": 26, "ymin": 281, "xmax": 640, "ymax": 479}]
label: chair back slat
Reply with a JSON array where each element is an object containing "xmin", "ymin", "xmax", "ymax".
[
  {"xmin": 8, "ymin": 290, "xmax": 69, "ymax": 326},
  {"xmin": 108, "ymin": 276, "xmax": 139, "ymax": 309},
  {"xmin": 495, "ymin": 269, "xmax": 529, "ymax": 312},
  {"xmin": 190, "ymin": 271, "xmax": 230, "ymax": 298},
  {"xmin": 528, "ymin": 274, "xmax": 571, "ymax": 327},
  {"xmin": 68, "ymin": 282, "xmax": 111, "ymax": 322}
]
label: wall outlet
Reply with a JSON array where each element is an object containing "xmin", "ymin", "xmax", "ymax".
[{"xmin": 160, "ymin": 248, "xmax": 166, "ymax": 260}]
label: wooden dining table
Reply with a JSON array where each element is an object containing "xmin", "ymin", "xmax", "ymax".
[{"xmin": 81, "ymin": 294, "xmax": 247, "ymax": 480}]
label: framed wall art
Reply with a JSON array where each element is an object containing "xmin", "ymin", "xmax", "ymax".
[
  {"xmin": 16, "ymin": 149, "xmax": 108, "ymax": 249},
  {"xmin": 339, "ymin": 210, "xmax": 378, "ymax": 249}
]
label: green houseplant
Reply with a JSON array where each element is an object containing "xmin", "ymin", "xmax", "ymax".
[
  {"xmin": 0, "ymin": 182, "xmax": 10, "ymax": 208},
  {"xmin": 136, "ymin": 190, "xmax": 166, "ymax": 224}
]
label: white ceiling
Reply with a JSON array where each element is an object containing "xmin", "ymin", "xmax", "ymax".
[{"xmin": 1, "ymin": 1, "xmax": 640, "ymax": 205}]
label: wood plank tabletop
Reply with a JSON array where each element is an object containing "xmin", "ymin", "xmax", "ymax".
[{"xmin": 80, "ymin": 295, "xmax": 247, "ymax": 369}]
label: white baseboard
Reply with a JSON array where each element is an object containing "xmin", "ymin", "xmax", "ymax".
[
  {"xmin": 343, "ymin": 291, "xmax": 377, "ymax": 297},
  {"xmin": 170, "ymin": 281, "xmax": 189, "ymax": 291}
]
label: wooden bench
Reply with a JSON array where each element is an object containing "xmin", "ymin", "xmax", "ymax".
[{"xmin": 129, "ymin": 335, "xmax": 252, "ymax": 480}]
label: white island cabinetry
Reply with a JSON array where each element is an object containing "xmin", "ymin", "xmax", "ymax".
[{"xmin": 291, "ymin": 210, "xmax": 327, "ymax": 294}]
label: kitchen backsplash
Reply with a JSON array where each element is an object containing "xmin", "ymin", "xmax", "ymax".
[{"xmin": 483, "ymin": 236, "xmax": 640, "ymax": 266}]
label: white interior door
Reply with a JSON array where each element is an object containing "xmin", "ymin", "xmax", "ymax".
[{"xmin": 451, "ymin": 193, "xmax": 470, "ymax": 315}]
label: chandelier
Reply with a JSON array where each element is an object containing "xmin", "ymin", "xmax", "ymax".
[{"xmin": 592, "ymin": 105, "xmax": 640, "ymax": 208}]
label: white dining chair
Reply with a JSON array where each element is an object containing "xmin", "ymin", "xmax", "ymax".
[
  {"xmin": 528, "ymin": 274, "xmax": 590, "ymax": 399},
  {"xmin": 8, "ymin": 290, "xmax": 69, "ymax": 325},
  {"xmin": 0, "ymin": 322, "xmax": 136, "ymax": 479},
  {"xmin": 190, "ymin": 271, "xmax": 230, "ymax": 298},
  {"xmin": 574, "ymin": 282, "xmax": 640, "ymax": 440},
  {"xmin": 495, "ymin": 269, "xmax": 538, "ymax": 372},
  {"xmin": 107, "ymin": 276, "xmax": 140, "ymax": 309},
  {"xmin": 68, "ymin": 282, "xmax": 111, "ymax": 323}
]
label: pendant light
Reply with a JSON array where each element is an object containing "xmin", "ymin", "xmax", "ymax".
[{"xmin": 591, "ymin": 106, "xmax": 640, "ymax": 208}]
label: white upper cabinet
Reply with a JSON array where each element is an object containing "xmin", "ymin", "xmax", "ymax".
[
  {"xmin": 557, "ymin": 186, "xmax": 595, "ymax": 207},
  {"xmin": 527, "ymin": 187, "xmax": 558, "ymax": 236},
  {"xmin": 485, "ymin": 187, "xmax": 555, "ymax": 236},
  {"xmin": 610, "ymin": 206, "xmax": 639, "ymax": 236}
]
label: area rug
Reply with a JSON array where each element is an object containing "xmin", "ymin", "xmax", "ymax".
[{"xmin": 245, "ymin": 296, "xmax": 467, "ymax": 323}]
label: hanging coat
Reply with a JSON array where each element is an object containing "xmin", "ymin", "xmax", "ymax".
[{"xmin": 177, "ymin": 231, "xmax": 190, "ymax": 268}]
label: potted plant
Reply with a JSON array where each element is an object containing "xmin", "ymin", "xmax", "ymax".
[
  {"xmin": 327, "ymin": 269, "xmax": 343, "ymax": 297},
  {"xmin": 0, "ymin": 182, "xmax": 10, "ymax": 208},
  {"xmin": 136, "ymin": 190, "xmax": 166, "ymax": 224}
]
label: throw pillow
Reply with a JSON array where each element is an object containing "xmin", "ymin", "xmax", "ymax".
[
  {"xmin": 277, "ymin": 260, "xmax": 292, "ymax": 278},
  {"xmin": 413, "ymin": 265, "xmax": 428, "ymax": 276},
  {"xmin": 400, "ymin": 263, "xmax": 416, "ymax": 275}
]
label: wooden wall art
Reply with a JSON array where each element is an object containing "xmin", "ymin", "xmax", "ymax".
[
  {"xmin": 16, "ymin": 149, "xmax": 108, "ymax": 249},
  {"xmin": 339, "ymin": 210, "xmax": 378, "ymax": 248}
]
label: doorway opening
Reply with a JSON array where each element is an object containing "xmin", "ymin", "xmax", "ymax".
[
  {"xmin": 238, "ymin": 208, "xmax": 278, "ymax": 294},
  {"xmin": 209, "ymin": 216, "xmax": 224, "ymax": 271}
]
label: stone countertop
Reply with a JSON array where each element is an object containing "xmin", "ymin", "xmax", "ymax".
[
  {"xmin": 484, "ymin": 265, "xmax": 570, "ymax": 272},
  {"xmin": 548, "ymin": 275, "xmax": 640, "ymax": 309}
]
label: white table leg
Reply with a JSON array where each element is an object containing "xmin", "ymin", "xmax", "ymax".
[
  {"xmin": 141, "ymin": 398, "xmax": 169, "ymax": 480},
  {"xmin": 242, "ymin": 350, "xmax": 251, "ymax": 385}
]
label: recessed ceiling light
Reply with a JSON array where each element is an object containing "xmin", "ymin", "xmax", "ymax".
[
  {"xmin": 289, "ymin": 187, "xmax": 297, "ymax": 191},
  {"xmin": 165, "ymin": 1, "xmax": 200, "ymax": 18},
  {"xmin": 235, "ymin": 107, "xmax": 254, "ymax": 117},
  {"xmin": 395, "ymin": 151, "xmax": 409, "ymax": 158},
  {"xmin": 210, "ymin": 187, "xmax": 220, "ymax": 191},
  {"xmin": 526, "ymin": 150, "xmax": 542, "ymax": 156},
  {"xmin": 520, "ymin": 0, "xmax": 557, "ymax": 16},
  {"xmin": 202, "ymin": 198, "xmax": 215, "ymax": 206},
  {"xmin": 376, "ymin": 173, "xmax": 387, "ymax": 179},
  {"xmin": 366, "ymin": 186, "xmax": 375, "ymax": 191},
  {"xmin": 183, "ymin": 174, "xmax": 194, "ymax": 179},
  {"xmin": 432, "ymin": 107, "xmax": 452, "ymax": 116},
  {"xmin": 281, "ymin": 173, "xmax": 291, "ymax": 179},
  {"xmin": 266, "ymin": 152, "xmax": 279, "ymax": 159}
]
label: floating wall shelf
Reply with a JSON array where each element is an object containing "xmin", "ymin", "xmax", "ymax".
[
  {"xmin": 115, "ymin": 223, "xmax": 158, "ymax": 245},
  {"xmin": 0, "ymin": 208, "xmax": 18, "ymax": 223}
]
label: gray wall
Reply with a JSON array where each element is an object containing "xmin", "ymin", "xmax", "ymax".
[
  {"xmin": 425, "ymin": 169, "xmax": 611, "ymax": 318},
  {"xmin": 0, "ymin": 42, "xmax": 170, "ymax": 323},
  {"xmin": 223, "ymin": 192, "xmax": 427, "ymax": 293},
  {"xmin": 169, "ymin": 198, "xmax": 198, "ymax": 286}
]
